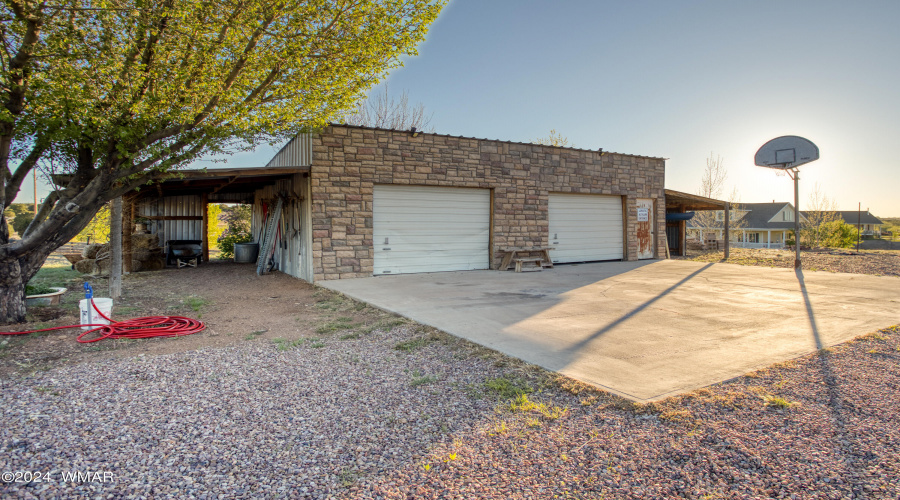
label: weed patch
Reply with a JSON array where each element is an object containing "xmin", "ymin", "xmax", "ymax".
[
  {"xmin": 316, "ymin": 316, "xmax": 361, "ymax": 334},
  {"xmin": 484, "ymin": 376, "xmax": 533, "ymax": 399},
  {"xmin": 244, "ymin": 330, "xmax": 266, "ymax": 341},
  {"xmin": 410, "ymin": 370, "xmax": 438, "ymax": 387},
  {"xmin": 185, "ymin": 295, "xmax": 209, "ymax": 312},
  {"xmin": 394, "ymin": 336, "xmax": 432, "ymax": 353},
  {"xmin": 759, "ymin": 393, "xmax": 799, "ymax": 409},
  {"xmin": 508, "ymin": 394, "xmax": 567, "ymax": 420}
]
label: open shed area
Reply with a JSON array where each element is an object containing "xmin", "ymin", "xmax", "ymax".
[{"xmin": 664, "ymin": 189, "xmax": 730, "ymax": 257}]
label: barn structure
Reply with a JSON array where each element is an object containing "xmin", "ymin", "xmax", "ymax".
[{"xmin": 122, "ymin": 124, "xmax": 672, "ymax": 282}]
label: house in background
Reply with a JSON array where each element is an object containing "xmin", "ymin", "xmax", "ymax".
[
  {"xmin": 688, "ymin": 202, "xmax": 805, "ymax": 249},
  {"xmin": 802, "ymin": 210, "xmax": 884, "ymax": 238}
]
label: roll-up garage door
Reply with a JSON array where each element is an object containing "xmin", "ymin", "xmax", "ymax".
[
  {"xmin": 548, "ymin": 193, "xmax": 623, "ymax": 263},
  {"xmin": 374, "ymin": 185, "xmax": 490, "ymax": 275}
]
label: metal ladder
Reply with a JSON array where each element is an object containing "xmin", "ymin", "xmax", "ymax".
[{"xmin": 256, "ymin": 197, "xmax": 284, "ymax": 275}]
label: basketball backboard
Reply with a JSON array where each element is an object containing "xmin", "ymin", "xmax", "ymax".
[{"xmin": 754, "ymin": 136, "xmax": 819, "ymax": 169}]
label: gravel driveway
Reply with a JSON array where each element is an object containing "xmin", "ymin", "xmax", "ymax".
[{"xmin": 3, "ymin": 313, "xmax": 899, "ymax": 498}]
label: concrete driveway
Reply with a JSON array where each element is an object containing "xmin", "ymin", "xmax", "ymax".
[{"xmin": 320, "ymin": 260, "xmax": 899, "ymax": 402}]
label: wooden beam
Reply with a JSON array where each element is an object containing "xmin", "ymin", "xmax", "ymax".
[
  {"xmin": 201, "ymin": 193, "xmax": 209, "ymax": 263},
  {"xmin": 211, "ymin": 176, "xmax": 240, "ymax": 194},
  {"xmin": 110, "ymin": 198, "xmax": 123, "ymax": 299},
  {"xmin": 724, "ymin": 202, "xmax": 730, "ymax": 260},
  {"xmin": 123, "ymin": 195, "xmax": 134, "ymax": 273}
]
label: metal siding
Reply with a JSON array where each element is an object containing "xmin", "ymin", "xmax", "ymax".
[
  {"xmin": 251, "ymin": 178, "xmax": 304, "ymax": 279},
  {"xmin": 549, "ymin": 194, "xmax": 624, "ymax": 263},
  {"xmin": 265, "ymin": 134, "xmax": 312, "ymax": 168},
  {"xmin": 374, "ymin": 185, "xmax": 490, "ymax": 275},
  {"xmin": 136, "ymin": 196, "xmax": 202, "ymax": 247}
]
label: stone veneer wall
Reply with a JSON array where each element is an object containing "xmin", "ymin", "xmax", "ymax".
[{"xmin": 310, "ymin": 125, "xmax": 666, "ymax": 281}]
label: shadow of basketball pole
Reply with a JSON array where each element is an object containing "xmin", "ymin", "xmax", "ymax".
[
  {"xmin": 559, "ymin": 263, "xmax": 714, "ymax": 359},
  {"xmin": 794, "ymin": 269, "xmax": 862, "ymax": 496}
]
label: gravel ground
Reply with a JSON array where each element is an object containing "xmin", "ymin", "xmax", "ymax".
[
  {"xmin": 3, "ymin": 315, "xmax": 899, "ymax": 498},
  {"xmin": 684, "ymin": 248, "xmax": 900, "ymax": 277}
]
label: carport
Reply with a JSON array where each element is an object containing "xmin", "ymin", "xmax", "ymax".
[
  {"xmin": 79, "ymin": 165, "xmax": 313, "ymax": 280},
  {"xmin": 664, "ymin": 189, "xmax": 730, "ymax": 257}
]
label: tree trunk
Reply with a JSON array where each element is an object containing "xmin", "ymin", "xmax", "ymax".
[{"xmin": 1, "ymin": 257, "xmax": 28, "ymax": 324}]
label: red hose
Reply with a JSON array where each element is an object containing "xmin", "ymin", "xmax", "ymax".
[{"xmin": 0, "ymin": 299, "xmax": 205, "ymax": 343}]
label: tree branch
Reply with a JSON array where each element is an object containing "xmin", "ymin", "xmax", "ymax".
[{"xmin": 4, "ymin": 137, "xmax": 47, "ymax": 207}]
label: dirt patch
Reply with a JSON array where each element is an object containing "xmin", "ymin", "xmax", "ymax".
[
  {"xmin": 0, "ymin": 261, "xmax": 395, "ymax": 378},
  {"xmin": 680, "ymin": 247, "xmax": 900, "ymax": 277}
]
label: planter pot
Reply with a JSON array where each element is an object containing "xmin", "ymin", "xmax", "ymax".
[
  {"xmin": 233, "ymin": 242, "xmax": 260, "ymax": 263},
  {"xmin": 25, "ymin": 287, "xmax": 68, "ymax": 306}
]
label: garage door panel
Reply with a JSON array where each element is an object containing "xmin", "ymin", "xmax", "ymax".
[
  {"xmin": 549, "ymin": 194, "xmax": 623, "ymax": 263},
  {"xmin": 374, "ymin": 185, "xmax": 490, "ymax": 275}
]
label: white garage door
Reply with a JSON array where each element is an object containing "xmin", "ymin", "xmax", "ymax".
[
  {"xmin": 374, "ymin": 185, "xmax": 490, "ymax": 275},
  {"xmin": 549, "ymin": 193, "xmax": 623, "ymax": 263}
]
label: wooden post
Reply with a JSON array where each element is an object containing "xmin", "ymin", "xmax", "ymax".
[
  {"xmin": 110, "ymin": 197, "xmax": 123, "ymax": 299},
  {"xmin": 123, "ymin": 195, "xmax": 134, "ymax": 273},
  {"xmin": 201, "ymin": 193, "xmax": 209, "ymax": 263},
  {"xmin": 723, "ymin": 202, "xmax": 730, "ymax": 260}
]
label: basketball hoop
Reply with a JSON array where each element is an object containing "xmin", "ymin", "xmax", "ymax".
[{"xmin": 755, "ymin": 136, "xmax": 820, "ymax": 269}]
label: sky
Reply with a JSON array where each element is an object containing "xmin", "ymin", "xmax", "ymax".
[{"xmin": 20, "ymin": 0, "xmax": 900, "ymax": 216}]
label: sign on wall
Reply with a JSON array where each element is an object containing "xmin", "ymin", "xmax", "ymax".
[{"xmin": 637, "ymin": 208, "xmax": 650, "ymax": 222}]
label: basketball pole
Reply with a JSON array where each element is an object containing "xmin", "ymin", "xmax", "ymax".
[{"xmin": 788, "ymin": 168, "xmax": 801, "ymax": 269}]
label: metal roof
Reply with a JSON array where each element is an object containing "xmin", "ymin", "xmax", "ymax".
[
  {"xmin": 324, "ymin": 123, "xmax": 667, "ymax": 161},
  {"xmin": 664, "ymin": 189, "xmax": 727, "ymax": 211}
]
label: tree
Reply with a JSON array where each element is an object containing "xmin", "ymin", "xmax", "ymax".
[
  {"xmin": 75, "ymin": 203, "xmax": 111, "ymax": 243},
  {"xmin": 207, "ymin": 204, "xmax": 224, "ymax": 251},
  {"xmin": 217, "ymin": 204, "xmax": 251, "ymax": 259},
  {"xmin": 533, "ymin": 129, "xmax": 572, "ymax": 147},
  {"xmin": 819, "ymin": 220, "xmax": 858, "ymax": 249},
  {"xmin": 691, "ymin": 153, "xmax": 746, "ymax": 240},
  {"xmin": 0, "ymin": 0, "xmax": 446, "ymax": 323},
  {"xmin": 801, "ymin": 183, "xmax": 841, "ymax": 248},
  {"xmin": 343, "ymin": 85, "xmax": 434, "ymax": 131}
]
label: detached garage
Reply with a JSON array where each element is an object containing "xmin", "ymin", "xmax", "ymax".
[
  {"xmin": 260, "ymin": 124, "xmax": 665, "ymax": 281},
  {"xmin": 373, "ymin": 185, "xmax": 490, "ymax": 275}
]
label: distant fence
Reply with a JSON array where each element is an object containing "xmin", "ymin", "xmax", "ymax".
[{"xmin": 45, "ymin": 241, "xmax": 88, "ymax": 266}]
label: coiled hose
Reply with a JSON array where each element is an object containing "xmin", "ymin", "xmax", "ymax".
[{"xmin": 1, "ymin": 298, "xmax": 205, "ymax": 343}]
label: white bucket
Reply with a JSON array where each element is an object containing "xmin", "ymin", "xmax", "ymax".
[{"xmin": 79, "ymin": 298, "xmax": 114, "ymax": 330}]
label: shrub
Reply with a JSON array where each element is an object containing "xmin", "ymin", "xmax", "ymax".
[
  {"xmin": 217, "ymin": 204, "xmax": 252, "ymax": 259},
  {"xmin": 218, "ymin": 230, "xmax": 252, "ymax": 259}
]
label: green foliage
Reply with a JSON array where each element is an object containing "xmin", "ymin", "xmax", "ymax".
[
  {"xmin": 24, "ymin": 262, "xmax": 80, "ymax": 299},
  {"xmin": 760, "ymin": 394, "xmax": 799, "ymax": 409},
  {"xmin": 1, "ymin": 0, "xmax": 446, "ymax": 321},
  {"xmin": 218, "ymin": 231, "xmax": 252, "ymax": 259},
  {"xmin": 819, "ymin": 220, "xmax": 858, "ymax": 248},
  {"xmin": 394, "ymin": 336, "xmax": 432, "ymax": 352},
  {"xmin": 11, "ymin": 212, "xmax": 33, "ymax": 236},
  {"xmin": 184, "ymin": 295, "xmax": 209, "ymax": 312},
  {"xmin": 75, "ymin": 203, "xmax": 111, "ymax": 243},
  {"xmin": 25, "ymin": 284, "xmax": 56, "ymax": 296},
  {"xmin": 409, "ymin": 370, "xmax": 438, "ymax": 387},
  {"xmin": 217, "ymin": 204, "xmax": 252, "ymax": 258},
  {"xmin": 207, "ymin": 204, "xmax": 225, "ymax": 250},
  {"xmin": 484, "ymin": 377, "xmax": 533, "ymax": 399},
  {"xmin": 315, "ymin": 316, "xmax": 361, "ymax": 334}
]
